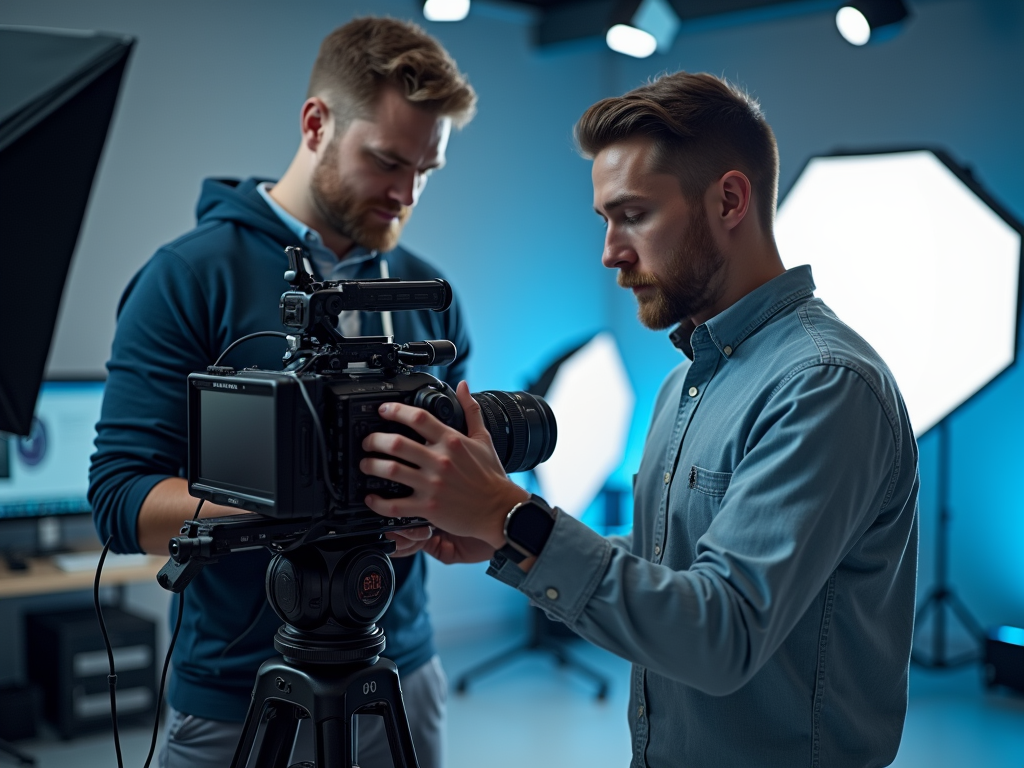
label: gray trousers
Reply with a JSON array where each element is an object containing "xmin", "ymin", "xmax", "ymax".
[{"xmin": 159, "ymin": 655, "xmax": 447, "ymax": 768}]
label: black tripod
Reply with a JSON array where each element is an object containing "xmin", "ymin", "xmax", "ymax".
[
  {"xmin": 912, "ymin": 418, "xmax": 984, "ymax": 668},
  {"xmin": 227, "ymin": 538, "xmax": 419, "ymax": 768}
]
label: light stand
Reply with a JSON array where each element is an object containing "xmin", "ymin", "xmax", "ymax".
[
  {"xmin": 0, "ymin": 741, "xmax": 35, "ymax": 766},
  {"xmin": 911, "ymin": 418, "xmax": 985, "ymax": 668}
]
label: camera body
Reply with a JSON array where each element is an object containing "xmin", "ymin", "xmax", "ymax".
[
  {"xmin": 185, "ymin": 246, "xmax": 556, "ymax": 522},
  {"xmin": 187, "ymin": 367, "xmax": 465, "ymax": 519}
]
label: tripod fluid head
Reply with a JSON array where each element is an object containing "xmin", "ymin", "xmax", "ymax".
[{"xmin": 266, "ymin": 536, "xmax": 395, "ymax": 665}]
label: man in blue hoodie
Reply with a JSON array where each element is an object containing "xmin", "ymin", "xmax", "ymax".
[{"xmin": 89, "ymin": 18, "xmax": 476, "ymax": 768}]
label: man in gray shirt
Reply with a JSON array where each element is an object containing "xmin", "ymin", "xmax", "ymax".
[{"xmin": 360, "ymin": 72, "xmax": 919, "ymax": 767}]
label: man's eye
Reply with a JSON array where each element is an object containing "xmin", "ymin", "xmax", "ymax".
[
  {"xmin": 375, "ymin": 157, "xmax": 398, "ymax": 171},
  {"xmin": 624, "ymin": 212, "xmax": 644, "ymax": 225}
]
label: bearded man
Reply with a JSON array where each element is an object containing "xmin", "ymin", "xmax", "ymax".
[
  {"xmin": 359, "ymin": 72, "xmax": 920, "ymax": 768},
  {"xmin": 89, "ymin": 18, "xmax": 475, "ymax": 768}
]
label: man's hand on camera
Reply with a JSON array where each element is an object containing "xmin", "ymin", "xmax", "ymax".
[
  {"xmin": 360, "ymin": 380, "xmax": 529, "ymax": 557},
  {"xmin": 386, "ymin": 526, "xmax": 434, "ymax": 557}
]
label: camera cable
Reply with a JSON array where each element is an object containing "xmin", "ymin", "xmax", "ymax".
[
  {"xmin": 93, "ymin": 497, "xmax": 204, "ymax": 768},
  {"xmin": 289, "ymin": 371, "xmax": 342, "ymax": 505},
  {"xmin": 213, "ymin": 331, "xmax": 290, "ymax": 367}
]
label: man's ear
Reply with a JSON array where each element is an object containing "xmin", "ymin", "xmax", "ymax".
[
  {"xmin": 715, "ymin": 170, "xmax": 752, "ymax": 232},
  {"xmin": 299, "ymin": 97, "xmax": 332, "ymax": 154}
]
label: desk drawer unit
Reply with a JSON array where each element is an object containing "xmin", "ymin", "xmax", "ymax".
[{"xmin": 26, "ymin": 607, "xmax": 157, "ymax": 739}]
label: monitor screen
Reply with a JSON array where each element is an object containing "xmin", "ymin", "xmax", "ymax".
[
  {"xmin": 0, "ymin": 380, "xmax": 104, "ymax": 518},
  {"xmin": 198, "ymin": 388, "xmax": 276, "ymax": 498}
]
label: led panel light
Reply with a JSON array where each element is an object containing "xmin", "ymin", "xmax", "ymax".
[
  {"xmin": 534, "ymin": 333, "xmax": 635, "ymax": 519},
  {"xmin": 775, "ymin": 150, "xmax": 1022, "ymax": 436}
]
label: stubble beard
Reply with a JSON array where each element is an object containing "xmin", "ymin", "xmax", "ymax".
[
  {"xmin": 618, "ymin": 208, "xmax": 726, "ymax": 330},
  {"xmin": 310, "ymin": 137, "xmax": 411, "ymax": 253}
]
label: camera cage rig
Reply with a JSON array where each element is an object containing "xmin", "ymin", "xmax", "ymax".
[
  {"xmin": 275, "ymin": 244, "xmax": 458, "ymax": 376},
  {"xmin": 162, "ymin": 245, "xmax": 459, "ymax": 592}
]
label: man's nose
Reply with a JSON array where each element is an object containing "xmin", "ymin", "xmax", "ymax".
[
  {"xmin": 602, "ymin": 231, "xmax": 637, "ymax": 270},
  {"xmin": 388, "ymin": 171, "xmax": 417, "ymax": 208}
]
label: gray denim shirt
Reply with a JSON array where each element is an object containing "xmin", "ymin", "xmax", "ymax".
[{"xmin": 490, "ymin": 266, "xmax": 919, "ymax": 768}]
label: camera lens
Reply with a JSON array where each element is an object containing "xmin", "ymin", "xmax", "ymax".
[{"xmin": 472, "ymin": 391, "xmax": 556, "ymax": 473}]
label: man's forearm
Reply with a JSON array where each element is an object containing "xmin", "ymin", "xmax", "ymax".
[{"xmin": 136, "ymin": 477, "xmax": 241, "ymax": 555}]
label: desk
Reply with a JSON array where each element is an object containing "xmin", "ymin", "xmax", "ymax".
[{"xmin": 0, "ymin": 553, "xmax": 165, "ymax": 599}]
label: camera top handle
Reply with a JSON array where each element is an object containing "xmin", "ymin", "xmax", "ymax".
[{"xmin": 281, "ymin": 245, "xmax": 453, "ymax": 333}]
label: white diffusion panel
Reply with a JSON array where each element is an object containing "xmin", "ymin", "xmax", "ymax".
[
  {"xmin": 775, "ymin": 151, "xmax": 1021, "ymax": 436},
  {"xmin": 534, "ymin": 333, "xmax": 635, "ymax": 519}
]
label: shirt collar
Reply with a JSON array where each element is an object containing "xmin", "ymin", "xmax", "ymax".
[
  {"xmin": 256, "ymin": 182, "xmax": 377, "ymax": 280},
  {"xmin": 670, "ymin": 265, "xmax": 816, "ymax": 360}
]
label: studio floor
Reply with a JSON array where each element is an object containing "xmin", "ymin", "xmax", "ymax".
[{"xmin": 14, "ymin": 634, "xmax": 1024, "ymax": 767}]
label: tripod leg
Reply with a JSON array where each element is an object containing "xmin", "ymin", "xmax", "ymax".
[
  {"xmin": 231, "ymin": 701, "xmax": 268, "ymax": 768},
  {"xmin": 454, "ymin": 644, "xmax": 531, "ymax": 693},
  {"xmin": 543, "ymin": 641, "xmax": 611, "ymax": 700},
  {"xmin": 373, "ymin": 676, "xmax": 419, "ymax": 768},
  {"xmin": 0, "ymin": 739, "xmax": 35, "ymax": 766},
  {"xmin": 948, "ymin": 592, "xmax": 985, "ymax": 641},
  {"xmin": 253, "ymin": 706, "xmax": 301, "ymax": 768},
  {"xmin": 315, "ymin": 717, "xmax": 352, "ymax": 768}
]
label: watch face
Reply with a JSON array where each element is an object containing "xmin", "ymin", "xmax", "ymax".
[{"xmin": 506, "ymin": 501, "xmax": 555, "ymax": 557}]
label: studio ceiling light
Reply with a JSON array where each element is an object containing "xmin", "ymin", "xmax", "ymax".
[
  {"xmin": 423, "ymin": 0, "xmax": 470, "ymax": 23},
  {"xmin": 606, "ymin": 23, "xmax": 658, "ymax": 58},
  {"xmin": 836, "ymin": 0, "xmax": 910, "ymax": 45},
  {"xmin": 605, "ymin": 0, "xmax": 681, "ymax": 58}
]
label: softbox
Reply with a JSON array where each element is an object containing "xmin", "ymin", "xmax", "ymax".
[{"xmin": 0, "ymin": 26, "xmax": 133, "ymax": 435}]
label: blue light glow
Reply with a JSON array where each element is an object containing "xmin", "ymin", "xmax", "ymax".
[{"xmin": 994, "ymin": 626, "xmax": 1024, "ymax": 646}]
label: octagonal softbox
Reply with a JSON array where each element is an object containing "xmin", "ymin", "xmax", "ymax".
[
  {"xmin": 775, "ymin": 149, "xmax": 1023, "ymax": 436},
  {"xmin": 530, "ymin": 332, "xmax": 635, "ymax": 519}
]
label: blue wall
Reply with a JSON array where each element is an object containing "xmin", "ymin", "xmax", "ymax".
[{"xmin": 2, "ymin": 0, "xmax": 1021, "ymax": 639}]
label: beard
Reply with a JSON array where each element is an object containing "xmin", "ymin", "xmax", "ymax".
[
  {"xmin": 617, "ymin": 208, "xmax": 726, "ymax": 330},
  {"xmin": 310, "ymin": 138, "xmax": 412, "ymax": 253}
]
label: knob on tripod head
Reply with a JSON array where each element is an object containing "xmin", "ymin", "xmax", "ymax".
[{"xmin": 265, "ymin": 537, "xmax": 396, "ymax": 664}]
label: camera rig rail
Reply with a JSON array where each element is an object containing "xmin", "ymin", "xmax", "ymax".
[{"xmin": 156, "ymin": 510, "xmax": 426, "ymax": 594}]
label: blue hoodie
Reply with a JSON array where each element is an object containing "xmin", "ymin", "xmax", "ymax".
[{"xmin": 89, "ymin": 177, "xmax": 470, "ymax": 721}]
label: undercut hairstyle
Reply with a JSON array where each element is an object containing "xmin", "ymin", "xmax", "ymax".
[
  {"xmin": 308, "ymin": 17, "xmax": 477, "ymax": 131},
  {"xmin": 575, "ymin": 72, "xmax": 779, "ymax": 232}
]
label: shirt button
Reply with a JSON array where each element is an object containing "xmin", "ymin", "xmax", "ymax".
[
  {"xmin": 654, "ymin": 545, "xmax": 661, "ymax": 556},
  {"xmin": 663, "ymin": 472, "xmax": 671, "ymax": 484},
  {"xmin": 688, "ymin": 386, "xmax": 698, "ymax": 397},
  {"xmin": 724, "ymin": 345, "xmax": 733, "ymax": 356},
  {"xmin": 545, "ymin": 587, "xmax": 559, "ymax": 601},
  {"xmin": 637, "ymin": 705, "xmax": 645, "ymax": 718},
  {"xmin": 304, "ymin": 232, "xmax": 315, "ymax": 242}
]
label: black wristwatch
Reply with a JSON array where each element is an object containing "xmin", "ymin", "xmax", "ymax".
[{"xmin": 496, "ymin": 495, "xmax": 556, "ymax": 564}]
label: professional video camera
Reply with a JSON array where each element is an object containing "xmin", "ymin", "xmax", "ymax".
[
  {"xmin": 187, "ymin": 244, "xmax": 555, "ymax": 521},
  {"xmin": 149, "ymin": 247, "xmax": 557, "ymax": 767}
]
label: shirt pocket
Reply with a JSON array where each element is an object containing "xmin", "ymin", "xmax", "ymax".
[
  {"xmin": 687, "ymin": 465, "xmax": 733, "ymax": 497},
  {"xmin": 673, "ymin": 465, "xmax": 735, "ymax": 557}
]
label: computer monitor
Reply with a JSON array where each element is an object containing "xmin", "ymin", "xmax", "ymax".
[{"xmin": 0, "ymin": 379, "xmax": 104, "ymax": 519}]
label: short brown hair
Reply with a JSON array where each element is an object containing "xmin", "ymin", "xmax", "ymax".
[
  {"xmin": 576, "ymin": 72, "xmax": 779, "ymax": 231},
  {"xmin": 308, "ymin": 17, "xmax": 477, "ymax": 130}
]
